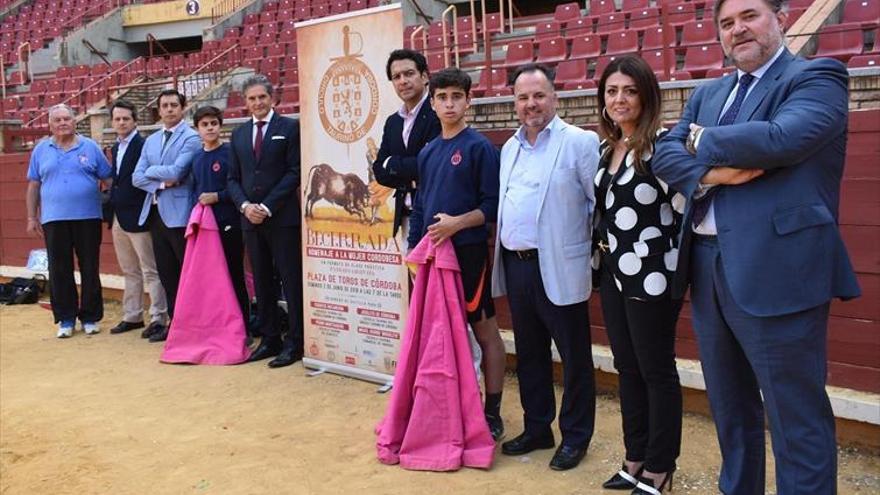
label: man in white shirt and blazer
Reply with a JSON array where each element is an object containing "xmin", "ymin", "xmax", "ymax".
[{"xmin": 491, "ymin": 64, "xmax": 600, "ymax": 472}]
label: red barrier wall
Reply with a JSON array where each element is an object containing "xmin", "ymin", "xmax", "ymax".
[{"xmin": 2, "ymin": 109, "xmax": 877, "ymax": 393}]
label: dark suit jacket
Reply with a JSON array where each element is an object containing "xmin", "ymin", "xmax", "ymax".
[
  {"xmin": 106, "ymin": 132, "xmax": 148, "ymax": 233},
  {"xmin": 371, "ymin": 100, "xmax": 441, "ymax": 236},
  {"xmin": 653, "ymin": 50, "xmax": 861, "ymax": 316},
  {"xmin": 227, "ymin": 112, "xmax": 301, "ymax": 230}
]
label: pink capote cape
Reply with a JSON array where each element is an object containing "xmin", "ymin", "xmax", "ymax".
[
  {"xmin": 375, "ymin": 237, "xmax": 495, "ymax": 471},
  {"xmin": 160, "ymin": 204, "xmax": 250, "ymax": 365}
]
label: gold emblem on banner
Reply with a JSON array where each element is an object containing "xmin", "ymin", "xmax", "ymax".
[{"xmin": 318, "ymin": 26, "xmax": 380, "ymax": 143}]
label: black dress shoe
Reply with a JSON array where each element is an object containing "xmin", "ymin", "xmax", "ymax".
[
  {"xmin": 268, "ymin": 347, "xmax": 303, "ymax": 368},
  {"xmin": 148, "ymin": 327, "xmax": 169, "ymax": 343},
  {"xmin": 141, "ymin": 321, "xmax": 165, "ymax": 339},
  {"xmin": 501, "ymin": 431, "xmax": 555, "ymax": 456},
  {"xmin": 110, "ymin": 320, "xmax": 144, "ymax": 334},
  {"xmin": 549, "ymin": 444, "xmax": 587, "ymax": 471},
  {"xmin": 602, "ymin": 463, "xmax": 642, "ymax": 490},
  {"xmin": 248, "ymin": 337, "xmax": 282, "ymax": 362}
]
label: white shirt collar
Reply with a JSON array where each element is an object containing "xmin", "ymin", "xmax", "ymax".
[
  {"xmin": 514, "ymin": 114, "xmax": 562, "ymax": 146},
  {"xmin": 163, "ymin": 121, "xmax": 183, "ymax": 134},
  {"xmin": 117, "ymin": 129, "xmax": 137, "ymax": 145},
  {"xmin": 252, "ymin": 109, "xmax": 275, "ymax": 125},
  {"xmin": 738, "ymin": 44, "xmax": 786, "ymax": 81},
  {"xmin": 398, "ymin": 90, "xmax": 428, "ymax": 119}
]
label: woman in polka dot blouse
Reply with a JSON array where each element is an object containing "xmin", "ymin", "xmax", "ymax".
[{"xmin": 591, "ymin": 56, "xmax": 685, "ymax": 495}]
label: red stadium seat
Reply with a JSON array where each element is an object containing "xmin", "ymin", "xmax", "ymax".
[
  {"xmin": 814, "ymin": 23, "xmax": 865, "ymax": 62},
  {"xmin": 267, "ymin": 43, "xmax": 286, "ymax": 58},
  {"xmin": 244, "ymin": 46, "xmax": 262, "ymax": 61},
  {"xmin": 789, "ymin": 0, "xmax": 813, "ymax": 8},
  {"xmin": 312, "ymin": 3, "xmax": 328, "ymax": 18},
  {"xmin": 848, "ymin": 53, "xmax": 879, "ymax": 67},
  {"xmin": 682, "ymin": 44, "xmax": 724, "ymax": 77},
  {"xmin": 471, "ymin": 68, "xmax": 508, "ymax": 97},
  {"xmin": 596, "ymin": 13, "xmax": 626, "ymax": 34},
  {"xmin": 503, "ymin": 41, "xmax": 534, "ymax": 67},
  {"xmin": 843, "ymin": 0, "xmax": 880, "ymax": 26},
  {"xmin": 562, "ymin": 79, "xmax": 597, "ymax": 90},
  {"xmin": 330, "ymin": 1, "xmax": 347, "ymax": 14},
  {"xmin": 590, "ymin": 0, "xmax": 617, "ymax": 16},
  {"xmin": 681, "ymin": 20, "xmax": 718, "ymax": 47},
  {"xmin": 643, "ymin": 49, "xmax": 677, "ymax": 77},
  {"xmin": 244, "ymin": 13, "xmax": 259, "ymax": 24},
  {"xmin": 570, "ymin": 35, "xmax": 601, "ymax": 59},
  {"xmin": 555, "ymin": 58, "xmax": 588, "ymax": 88},
  {"xmin": 785, "ymin": 8, "xmax": 807, "ymax": 29},
  {"xmin": 555, "ymin": 2, "xmax": 583, "ymax": 23},
  {"xmin": 427, "ymin": 53, "xmax": 445, "ymax": 72},
  {"xmin": 706, "ymin": 66, "xmax": 737, "ymax": 78},
  {"xmin": 536, "ymin": 37, "xmax": 567, "ymax": 64},
  {"xmin": 565, "ymin": 17, "xmax": 594, "ymax": 38},
  {"xmin": 629, "ymin": 8, "xmax": 661, "ymax": 30},
  {"xmin": 658, "ymin": 70, "xmax": 693, "ymax": 81},
  {"xmin": 666, "ymin": 3, "xmax": 698, "ymax": 27},
  {"xmin": 642, "ymin": 27, "xmax": 673, "ymax": 50},
  {"xmin": 485, "ymin": 13, "xmax": 503, "ymax": 34},
  {"xmin": 622, "ymin": 0, "xmax": 650, "ymax": 12},
  {"xmin": 605, "ymin": 30, "xmax": 639, "ymax": 55},
  {"xmin": 593, "ymin": 55, "xmax": 622, "ymax": 80},
  {"xmin": 536, "ymin": 21, "xmax": 562, "ymax": 39}
]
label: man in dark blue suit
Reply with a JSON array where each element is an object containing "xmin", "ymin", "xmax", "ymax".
[
  {"xmin": 227, "ymin": 74, "xmax": 303, "ymax": 368},
  {"xmin": 106, "ymin": 100, "xmax": 168, "ymax": 337},
  {"xmin": 653, "ymin": 0, "xmax": 861, "ymax": 492},
  {"xmin": 372, "ymin": 49, "xmax": 441, "ymax": 238}
]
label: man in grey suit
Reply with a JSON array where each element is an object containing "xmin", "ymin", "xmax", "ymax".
[
  {"xmin": 491, "ymin": 64, "xmax": 600, "ymax": 471},
  {"xmin": 132, "ymin": 89, "xmax": 201, "ymax": 342}
]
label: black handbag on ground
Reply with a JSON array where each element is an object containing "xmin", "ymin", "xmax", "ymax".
[{"xmin": 0, "ymin": 275, "xmax": 47, "ymax": 305}]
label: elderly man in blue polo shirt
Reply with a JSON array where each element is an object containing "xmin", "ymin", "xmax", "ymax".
[{"xmin": 26, "ymin": 104, "xmax": 113, "ymax": 338}]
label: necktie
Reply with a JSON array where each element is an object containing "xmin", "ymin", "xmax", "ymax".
[
  {"xmin": 161, "ymin": 130, "xmax": 172, "ymax": 153},
  {"xmin": 692, "ymin": 73, "xmax": 755, "ymax": 226},
  {"xmin": 254, "ymin": 121, "xmax": 266, "ymax": 160}
]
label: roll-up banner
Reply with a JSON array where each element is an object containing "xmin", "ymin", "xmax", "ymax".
[{"xmin": 296, "ymin": 4, "xmax": 406, "ymax": 385}]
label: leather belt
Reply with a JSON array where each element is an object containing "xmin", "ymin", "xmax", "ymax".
[{"xmin": 505, "ymin": 248, "xmax": 538, "ymax": 261}]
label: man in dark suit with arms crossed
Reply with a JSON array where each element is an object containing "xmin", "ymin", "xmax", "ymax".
[
  {"xmin": 653, "ymin": 0, "xmax": 860, "ymax": 492},
  {"xmin": 228, "ymin": 75, "xmax": 304, "ymax": 368},
  {"xmin": 372, "ymin": 49, "xmax": 441, "ymax": 238}
]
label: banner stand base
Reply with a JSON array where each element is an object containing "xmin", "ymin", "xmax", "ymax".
[
  {"xmin": 303, "ymin": 358, "xmax": 394, "ymax": 386},
  {"xmin": 306, "ymin": 367, "xmax": 327, "ymax": 377},
  {"xmin": 376, "ymin": 382, "xmax": 392, "ymax": 394}
]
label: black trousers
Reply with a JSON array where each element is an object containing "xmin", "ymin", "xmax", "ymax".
[
  {"xmin": 503, "ymin": 250, "xmax": 596, "ymax": 448},
  {"xmin": 219, "ymin": 227, "xmax": 249, "ymax": 323},
  {"xmin": 43, "ymin": 219, "xmax": 103, "ymax": 324},
  {"xmin": 599, "ymin": 265, "xmax": 682, "ymax": 473},
  {"xmin": 244, "ymin": 223, "xmax": 303, "ymax": 351},
  {"xmin": 148, "ymin": 206, "xmax": 186, "ymax": 319}
]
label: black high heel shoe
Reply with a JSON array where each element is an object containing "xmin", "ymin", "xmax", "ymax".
[
  {"xmin": 602, "ymin": 462, "xmax": 643, "ymax": 490},
  {"xmin": 631, "ymin": 468, "xmax": 675, "ymax": 495}
]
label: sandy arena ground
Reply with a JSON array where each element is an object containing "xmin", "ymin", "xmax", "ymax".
[{"xmin": 1, "ymin": 303, "xmax": 878, "ymax": 495}]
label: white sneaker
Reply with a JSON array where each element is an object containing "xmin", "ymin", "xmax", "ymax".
[
  {"xmin": 57, "ymin": 324, "xmax": 73, "ymax": 338},
  {"xmin": 83, "ymin": 322, "xmax": 100, "ymax": 335}
]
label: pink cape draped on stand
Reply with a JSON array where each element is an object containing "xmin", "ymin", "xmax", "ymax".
[
  {"xmin": 375, "ymin": 237, "xmax": 495, "ymax": 471},
  {"xmin": 160, "ymin": 204, "xmax": 250, "ymax": 365}
]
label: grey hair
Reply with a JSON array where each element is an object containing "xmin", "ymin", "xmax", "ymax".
[
  {"xmin": 242, "ymin": 74, "xmax": 274, "ymax": 96},
  {"xmin": 48, "ymin": 104, "xmax": 76, "ymax": 118}
]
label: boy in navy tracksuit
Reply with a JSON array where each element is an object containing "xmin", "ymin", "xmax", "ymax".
[{"xmin": 407, "ymin": 68, "xmax": 506, "ymax": 440}]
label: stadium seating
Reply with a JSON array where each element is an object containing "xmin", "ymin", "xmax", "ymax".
[{"xmin": 814, "ymin": 23, "xmax": 866, "ymax": 61}]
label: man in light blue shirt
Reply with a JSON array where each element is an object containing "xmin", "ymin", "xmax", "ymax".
[
  {"xmin": 26, "ymin": 104, "xmax": 113, "ymax": 338},
  {"xmin": 491, "ymin": 64, "xmax": 600, "ymax": 472}
]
